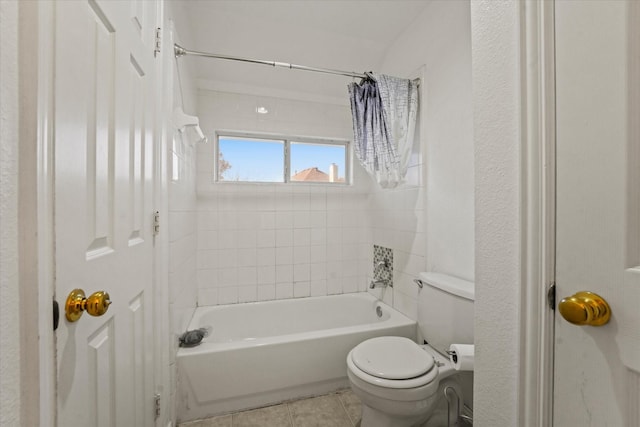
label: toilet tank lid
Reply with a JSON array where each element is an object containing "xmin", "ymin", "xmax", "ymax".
[{"xmin": 419, "ymin": 272, "xmax": 475, "ymax": 301}]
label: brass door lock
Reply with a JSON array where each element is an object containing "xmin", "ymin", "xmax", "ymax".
[{"xmin": 65, "ymin": 289, "xmax": 112, "ymax": 322}]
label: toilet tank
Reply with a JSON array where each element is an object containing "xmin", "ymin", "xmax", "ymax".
[{"xmin": 417, "ymin": 272, "xmax": 474, "ymax": 356}]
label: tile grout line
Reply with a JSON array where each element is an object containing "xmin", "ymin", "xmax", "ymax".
[
  {"xmin": 286, "ymin": 400, "xmax": 295, "ymax": 427},
  {"xmin": 336, "ymin": 392, "xmax": 357, "ymax": 427}
]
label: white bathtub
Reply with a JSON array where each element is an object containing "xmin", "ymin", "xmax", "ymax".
[{"xmin": 176, "ymin": 292, "xmax": 416, "ymax": 422}]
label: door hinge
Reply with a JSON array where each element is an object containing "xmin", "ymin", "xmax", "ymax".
[
  {"xmin": 154, "ymin": 27, "xmax": 161, "ymax": 58},
  {"xmin": 547, "ymin": 283, "xmax": 556, "ymax": 310},
  {"xmin": 153, "ymin": 210, "xmax": 160, "ymax": 235},
  {"xmin": 154, "ymin": 393, "xmax": 161, "ymax": 420}
]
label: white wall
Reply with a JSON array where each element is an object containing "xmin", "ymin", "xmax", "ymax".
[
  {"xmin": 471, "ymin": 1, "xmax": 522, "ymax": 425},
  {"xmin": 0, "ymin": 1, "xmax": 20, "ymax": 425},
  {"xmin": 372, "ymin": 0, "xmax": 474, "ymax": 317},
  {"xmin": 195, "ymin": 91, "xmax": 373, "ymax": 305}
]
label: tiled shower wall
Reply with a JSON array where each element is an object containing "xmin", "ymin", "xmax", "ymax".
[
  {"xmin": 168, "ymin": 130, "xmax": 198, "ymax": 333},
  {"xmin": 165, "ymin": 8, "xmax": 200, "ymax": 424},
  {"xmin": 167, "ymin": 18, "xmax": 199, "ymax": 341},
  {"xmin": 195, "ymin": 91, "xmax": 373, "ymax": 305},
  {"xmin": 189, "ymin": 1, "xmax": 473, "ymax": 318}
]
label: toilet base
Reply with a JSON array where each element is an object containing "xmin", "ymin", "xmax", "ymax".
[
  {"xmin": 360, "ymin": 405, "xmax": 426, "ymax": 427},
  {"xmin": 353, "ymin": 377, "xmax": 463, "ymax": 427},
  {"xmin": 360, "ymin": 400, "xmax": 464, "ymax": 427}
]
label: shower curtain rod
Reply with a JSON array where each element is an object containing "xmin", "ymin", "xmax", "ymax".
[
  {"xmin": 174, "ymin": 44, "xmax": 366, "ymax": 78},
  {"xmin": 174, "ymin": 44, "xmax": 420, "ymax": 84}
]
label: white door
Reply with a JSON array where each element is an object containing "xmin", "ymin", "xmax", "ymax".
[
  {"xmin": 554, "ymin": 1, "xmax": 640, "ymax": 426},
  {"xmin": 54, "ymin": 1, "xmax": 160, "ymax": 426}
]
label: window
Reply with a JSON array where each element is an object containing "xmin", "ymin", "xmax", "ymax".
[
  {"xmin": 215, "ymin": 133, "xmax": 349, "ymax": 184},
  {"xmin": 217, "ymin": 136, "xmax": 284, "ymax": 182}
]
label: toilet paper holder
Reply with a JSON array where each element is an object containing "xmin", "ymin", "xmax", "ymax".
[{"xmin": 447, "ymin": 344, "xmax": 474, "ymax": 371}]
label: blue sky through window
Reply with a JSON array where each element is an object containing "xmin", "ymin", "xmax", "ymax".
[
  {"xmin": 219, "ymin": 138, "xmax": 284, "ymax": 182},
  {"xmin": 218, "ymin": 136, "xmax": 346, "ymax": 182}
]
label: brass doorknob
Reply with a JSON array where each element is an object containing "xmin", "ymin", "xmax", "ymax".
[
  {"xmin": 558, "ymin": 291, "xmax": 611, "ymax": 326},
  {"xmin": 65, "ymin": 289, "xmax": 112, "ymax": 322}
]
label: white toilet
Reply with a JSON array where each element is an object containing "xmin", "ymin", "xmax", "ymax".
[{"xmin": 347, "ymin": 272, "xmax": 474, "ymax": 427}]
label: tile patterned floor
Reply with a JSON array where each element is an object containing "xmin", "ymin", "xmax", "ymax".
[{"xmin": 178, "ymin": 389, "xmax": 362, "ymax": 427}]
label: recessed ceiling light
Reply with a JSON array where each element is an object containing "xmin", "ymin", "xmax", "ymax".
[{"xmin": 256, "ymin": 106, "xmax": 269, "ymax": 114}]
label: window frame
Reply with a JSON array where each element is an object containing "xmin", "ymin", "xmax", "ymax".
[{"xmin": 214, "ymin": 130, "xmax": 351, "ymax": 185}]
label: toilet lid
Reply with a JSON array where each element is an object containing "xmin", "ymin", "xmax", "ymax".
[{"xmin": 351, "ymin": 337, "xmax": 435, "ymax": 380}]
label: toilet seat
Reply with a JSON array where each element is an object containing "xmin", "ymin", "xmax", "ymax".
[
  {"xmin": 348, "ymin": 337, "xmax": 439, "ymax": 389},
  {"xmin": 352, "ymin": 337, "xmax": 434, "ymax": 379}
]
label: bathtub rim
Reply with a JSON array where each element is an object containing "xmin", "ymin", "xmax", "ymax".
[{"xmin": 178, "ymin": 292, "xmax": 414, "ymax": 356}]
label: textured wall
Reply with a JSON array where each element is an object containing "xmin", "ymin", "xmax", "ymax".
[
  {"xmin": 0, "ymin": 1, "xmax": 21, "ymax": 425},
  {"xmin": 471, "ymin": 1, "xmax": 522, "ymax": 425}
]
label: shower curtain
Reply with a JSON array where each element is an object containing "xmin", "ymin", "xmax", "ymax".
[{"xmin": 348, "ymin": 73, "xmax": 418, "ymax": 189}]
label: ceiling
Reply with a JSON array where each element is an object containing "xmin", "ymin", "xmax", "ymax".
[{"xmin": 177, "ymin": 0, "xmax": 431, "ymax": 102}]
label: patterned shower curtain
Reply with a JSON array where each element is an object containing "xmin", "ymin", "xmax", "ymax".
[{"xmin": 348, "ymin": 73, "xmax": 418, "ymax": 189}]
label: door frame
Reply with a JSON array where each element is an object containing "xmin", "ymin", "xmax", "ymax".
[
  {"xmin": 32, "ymin": 1, "xmax": 56, "ymax": 424},
  {"xmin": 519, "ymin": 1, "xmax": 556, "ymax": 426},
  {"xmin": 153, "ymin": 1, "xmax": 172, "ymax": 426},
  {"xmin": 30, "ymin": 1, "xmax": 170, "ymax": 425},
  {"xmin": 25, "ymin": 1, "xmax": 556, "ymax": 426}
]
